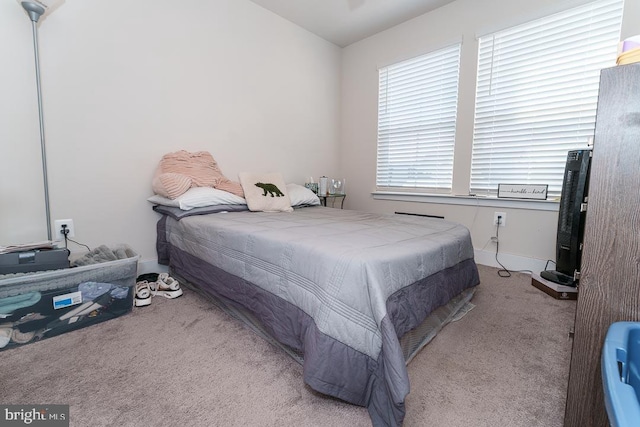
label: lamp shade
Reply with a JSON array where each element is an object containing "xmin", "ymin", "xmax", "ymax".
[{"xmin": 17, "ymin": 0, "xmax": 64, "ymax": 22}]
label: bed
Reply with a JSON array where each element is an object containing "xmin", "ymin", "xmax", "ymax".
[{"xmin": 155, "ymin": 204, "xmax": 479, "ymax": 426}]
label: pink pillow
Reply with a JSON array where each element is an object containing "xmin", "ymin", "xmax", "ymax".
[
  {"xmin": 152, "ymin": 172, "xmax": 192, "ymax": 200},
  {"xmin": 153, "ymin": 150, "xmax": 244, "ymax": 198}
]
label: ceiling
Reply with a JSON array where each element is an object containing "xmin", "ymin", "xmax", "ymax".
[{"xmin": 248, "ymin": 0, "xmax": 457, "ymax": 47}]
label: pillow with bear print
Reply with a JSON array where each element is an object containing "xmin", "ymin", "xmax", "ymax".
[{"xmin": 239, "ymin": 172, "xmax": 293, "ymax": 213}]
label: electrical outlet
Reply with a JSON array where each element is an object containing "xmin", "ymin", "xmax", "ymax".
[
  {"xmin": 54, "ymin": 219, "xmax": 75, "ymax": 240},
  {"xmin": 493, "ymin": 212, "xmax": 506, "ymax": 227}
]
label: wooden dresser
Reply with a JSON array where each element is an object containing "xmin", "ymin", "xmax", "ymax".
[{"xmin": 564, "ymin": 63, "xmax": 640, "ymax": 426}]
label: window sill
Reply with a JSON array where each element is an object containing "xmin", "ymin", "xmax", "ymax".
[{"xmin": 371, "ymin": 191, "xmax": 559, "ymax": 211}]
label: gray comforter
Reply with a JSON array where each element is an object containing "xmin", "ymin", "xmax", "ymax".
[{"xmin": 157, "ymin": 206, "xmax": 479, "ymax": 426}]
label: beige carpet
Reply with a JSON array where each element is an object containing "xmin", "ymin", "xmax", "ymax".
[{"xmin": 0, "ymin": 265, "xmax": 576, "ymax": 426}]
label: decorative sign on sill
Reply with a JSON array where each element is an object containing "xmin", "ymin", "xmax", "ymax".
[{"xmin": 497, "ymin": 184, "xmax": 548, "ymax": 200}]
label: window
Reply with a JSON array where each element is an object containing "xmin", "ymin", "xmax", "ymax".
[
  {"xmin": 377, "ymin": 44, "xmax": 461, "ymax": 192},
  {"xmin": 470, "ymin": 0, "xmax": 624, "ymax": 197}
]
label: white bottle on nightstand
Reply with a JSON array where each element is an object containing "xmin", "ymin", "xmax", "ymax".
[{"xmin": 319, "ymin": 176, "xmax": 328, "ymax": 196}]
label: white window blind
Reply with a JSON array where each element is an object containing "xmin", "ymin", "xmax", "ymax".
[
  {"xmin": 470, "ymin": 0, "xmax": 623, "ymax": 197},
  {"xmin": 377, "ymin": 44, "xmax": 461, "ymax": 192}
]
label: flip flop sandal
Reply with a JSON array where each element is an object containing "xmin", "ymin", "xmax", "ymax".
[
  {"xmin": 134, "ymin": 281, "xmax": 152, "ymax": 307},
  {"xmin": 11, "ymin": 328, "xmax": 36, "ymax": 344},
  {"xmin": 150, "ymin": 274, "xmax": 183, "ymax": 299},
  {"xmin": 136, "ymin": 273, "xmax": 159, "ymax": 283},
  {"xmin": 15, "ymin": 312, "xmax": 47, "ymax": 325}
]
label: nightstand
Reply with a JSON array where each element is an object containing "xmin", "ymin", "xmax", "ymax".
[{"xmin": 319, "ymin": 194, "xmax": 346, "ymax": 209}]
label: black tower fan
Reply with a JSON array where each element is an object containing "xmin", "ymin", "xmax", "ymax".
[{"xmin": 540, "ymin": 149, "xmax": 592, "ymax": 287}]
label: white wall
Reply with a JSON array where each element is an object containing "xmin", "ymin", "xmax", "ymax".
[
  {"xmin": 4, "ymin": 0, "xmax": 638, "ymax": 269},
  {"xmin": 1, "ymin": 0, "xmax": 341, "ymax": 262},
  {"xmin": 340, "ymin": 0, "xmax": 640, "ymax": 271}
]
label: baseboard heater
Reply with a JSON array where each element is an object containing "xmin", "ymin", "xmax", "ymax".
[{"xmin": 395, "ymin": 212, "xmax": 444, "ymax": 219}]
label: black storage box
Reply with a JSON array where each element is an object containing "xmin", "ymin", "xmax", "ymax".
[{"xmin": 0, "ymin": 248, "xmax": 70, "ymax": 274}]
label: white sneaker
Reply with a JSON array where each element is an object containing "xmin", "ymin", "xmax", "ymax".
[
  {"xmin": 134, "ymin": 281, "xmax": 152, "ymax": 307},
  {"xmin": 149, "ymin": 273, "xmax": 183, "ymax": 299}
]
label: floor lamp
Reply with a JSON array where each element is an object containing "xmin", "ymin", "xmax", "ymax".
[{"xmin": 18, "ymin": 0, "xmax": 63, "ymax": 241}]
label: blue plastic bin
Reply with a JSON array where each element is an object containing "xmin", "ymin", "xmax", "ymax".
[{"xmin": 602, "ymin": 321, "xmax": 640, "ymax": 427}]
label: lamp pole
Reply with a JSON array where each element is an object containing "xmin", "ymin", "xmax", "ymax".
[{"xmin": 21, "ymin": 1, "xmax": 52, "ymax": 241}]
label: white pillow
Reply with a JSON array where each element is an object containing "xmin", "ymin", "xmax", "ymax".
[
  {"xmin": 239, "ymin": 172, "xmax": 293, "ymax": 213},
  {"xmin": 286, "ymin": 183, "xmax": 320, "ymax": 207},
  {"xmin": 148, "ymin": 187, "xmax": 246, "ymax": 211}
]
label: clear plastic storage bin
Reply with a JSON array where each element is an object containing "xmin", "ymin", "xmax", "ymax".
[{"xmin": 0, "ymin": 251, "xmax": 138, "ymax": 351}]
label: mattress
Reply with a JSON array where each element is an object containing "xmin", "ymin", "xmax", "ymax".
[{"xmin": 156, "ymin": 206, "xmax": 479, "ymax": 426}]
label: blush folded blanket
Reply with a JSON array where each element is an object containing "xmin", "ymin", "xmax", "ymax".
[{"xmin": 152, "ymin": 150, "xmax": 244, "ymax": 199}]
